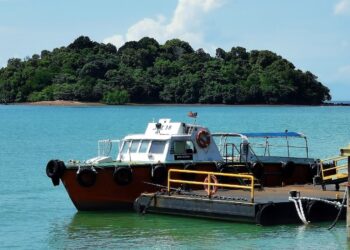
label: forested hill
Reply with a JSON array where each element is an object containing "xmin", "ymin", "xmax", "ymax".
[{"xmin": 0, "ymin": 36, "xmax": 331, "ymax": 105}]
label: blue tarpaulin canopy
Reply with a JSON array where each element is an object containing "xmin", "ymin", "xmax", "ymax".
[{"xmin": 240, "ymin": 132, "xmax": 305, "ymax": 138}]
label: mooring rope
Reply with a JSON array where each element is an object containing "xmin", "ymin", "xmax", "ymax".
[
  {"xmin": 328, "ymin": 188, "xmax": 347, "ymax": 230},
  {"xmin": 295, "ymin": 196, "xmax": 346, "ymax": 209},
  {"xmin": 289, "ymin": 190, "xmax": 347, "ymax": 226},
  {"xmin": 289, "ymin": 197, "xmax": 309, "ymax": 224},
  {"xmin": 298, "ymin": 198, "xmax": 309, "ymax": 224}
]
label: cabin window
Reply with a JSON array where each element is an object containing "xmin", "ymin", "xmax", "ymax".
[
  {"xmin": 149, "ymin": 141, "xmax": 166, "ymax": 154},
  {"xmin": 121, "ymin": 141, "xmax": 130, "ymax": 154},
  {"xmin": 139, "ymin": 140, "xmax": 150, "ymax": 153},
  {"xmin": 173, "ymin": 140, "xmax": 195, "ymax": 154},
  {"xmin": 130, "ymin": 140, "xmax": 140, "ymax": 153},
  {"xmin": 174, "ymin": 141, "xmax": 186, "ymax": 154}
]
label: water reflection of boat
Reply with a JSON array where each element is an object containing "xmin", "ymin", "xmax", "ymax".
[
  {"xmin": 61, "ymin": 211, "xmax": 257, "ymax": 248},
  {"xmin": 46, "ymin": 115, "xmax": 318, "ymax": 210}
]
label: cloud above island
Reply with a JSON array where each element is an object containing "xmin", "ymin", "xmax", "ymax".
[
  {"xmin": 103, "ymin": 0, "xmax": 224, "ymax": 51},
  {"xmin": 334, "ymin": 0, "xmax": 350, "ymax": 15}
]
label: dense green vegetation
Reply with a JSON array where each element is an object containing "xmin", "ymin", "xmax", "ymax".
[{"xmin": 0, "ymin": 36, "xmax": 331, "ymax": 104}]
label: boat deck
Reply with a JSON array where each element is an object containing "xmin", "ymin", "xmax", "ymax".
[
  {"xmin": 204, "ymin": 184, "xmax": 344, "ymax": 203},
  {"xmin": 135, "ymin": 184, "xmax": 346, "ymax": 225}
]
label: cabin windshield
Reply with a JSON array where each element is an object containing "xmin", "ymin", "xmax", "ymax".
[
  {"xmin": 121, "ymin": 141, "xmax": 130, "ymax": 154},
  {"xmin": 149, "ymin": 141, "xmax": 167, "ymax": 154},
  {"xmin": 130, "ymin": 140, "xmax": 140, "ymax": 153},
  {"xmin": 139, "ymin": 140, "xmax": 150, "ymax": 153},
  {"xmin": 173, "ymin": 140, "xmax": 195, "ymax": 154}
]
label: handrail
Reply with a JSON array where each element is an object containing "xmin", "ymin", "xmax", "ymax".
[
  {"xmin": 322, "ymin": 164, "xmax": 347, "ymax": 172},
  {"xmin": 223, "ymin": 143, "xmax": 241, "ymax": 163},
  {"xmin": 167, "ymin": 169, "xmax": 255, "ymax": 203},
  {"xmin": 321, "ymin": 155, "xmax": 348, "ymax": 163},
  {"xmin": 98, "ymin": 139, "xmax": 120, "ymax": 156},
  {"xmin": 320, "ymin": 155, "xmax": 348, "ymax": 180}
]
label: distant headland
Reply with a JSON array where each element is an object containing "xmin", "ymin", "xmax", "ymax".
[{"xmin": 0, "ymin": 36, "xmax": 331, "ymax": 105}]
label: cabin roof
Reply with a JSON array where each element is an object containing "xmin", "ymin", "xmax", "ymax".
[
  {"xmin": 124, "ymin": 134, "xmax": 191, "ymax": 140},
  {"xmin": 212, "ymin": 132, "xmax": 306, "ymax": 139},
  {"xmin": 241, "ymin": 132, "xmax": 305, "ymax": 138}
]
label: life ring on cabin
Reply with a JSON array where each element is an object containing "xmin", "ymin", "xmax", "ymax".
[
  {"xmin": 113, "ymin": 167, "xmax": 133, "ymax": 186},
  {"xmin": 252, "ymin": 161, "xmax": 264, "ymax": 180},
  {"xmin": 46, "ymin": 160, "xmax": 66, "ymax": 186},
  {"xmin": 151, "ymin": 164, "xmax": 167, "ymax": 184},
  {"xmin": 203, "ymin": 175, "xmax": 218, "ymax": 195},
  {"xmin": 281, "ymin": 161, "xmax": 295, "ymax": 179},
  {"xmin": 196, "ymin": 129, "xmax": 211, "ymax": 148},
  {"xmin": 76, "ymin": 168, "xmax": 97, "ymax": 187}
]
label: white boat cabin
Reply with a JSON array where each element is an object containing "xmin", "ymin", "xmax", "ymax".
[
  {"xmin": 116, "ymin": 119, "xmax": 222, "ymax": 163},
  {"xmin": 87, "ymin": 118, "xmax": 315, "ymax": 165}
]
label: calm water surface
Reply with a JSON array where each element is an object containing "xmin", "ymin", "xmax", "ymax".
[{"xmin": 1, "ymin": 105, "xmax": 350, "ymax": 249}]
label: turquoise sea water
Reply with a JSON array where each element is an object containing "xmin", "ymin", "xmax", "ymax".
[{"xmin": 1, "ymin": 105, "xmax": 350, "ymax": 249}]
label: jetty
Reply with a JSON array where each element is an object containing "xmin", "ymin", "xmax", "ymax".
[{"xmin": 135, "ymin": 169, "xmax": 347, "ymax": 225}]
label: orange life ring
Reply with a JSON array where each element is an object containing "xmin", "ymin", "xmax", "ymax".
[
  {"xmin": 196, "ymin": 130, "xmax": 211, "ymax": 148},
  {"xmin": 204, "ymin": 175, "xmax": 218, "ymax": 195}
]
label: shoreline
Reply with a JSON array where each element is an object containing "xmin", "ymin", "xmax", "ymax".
[
  {"xmin": 3, "ymin": 100, "xmax": 350, "ymax": 107},
  {"xmin": 14, "ymin": 100, "xmax": 106, "ymax": 106}
]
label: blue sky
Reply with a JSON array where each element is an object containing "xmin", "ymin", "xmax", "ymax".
[{"xmin": 1, "ymin": 0, "xmax": 349, "ymax": 100}]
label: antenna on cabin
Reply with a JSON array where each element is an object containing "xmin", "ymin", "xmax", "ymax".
[{"xmin": 188, "ymin": 111, "xmax": 198, "ymax": 124}]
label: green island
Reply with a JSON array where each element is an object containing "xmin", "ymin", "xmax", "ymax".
[{"xmin": 0, "ymin": 36, "xmax": 331, "ymax": 105}]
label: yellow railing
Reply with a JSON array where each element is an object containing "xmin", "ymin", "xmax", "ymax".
[
  {"xmin": 320, "ymin": 156, "xmax": 348, "ymax": 181},
  {"xmin": 167, "ymin": 169, "xmax": 255, "ymax": 203}
]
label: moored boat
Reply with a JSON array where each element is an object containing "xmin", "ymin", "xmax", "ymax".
[{"xmin": 46, "ymin": 116, "xmax": 319, "ymax": 211}]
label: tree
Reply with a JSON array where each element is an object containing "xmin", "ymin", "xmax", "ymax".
[
  {"xmin": 103, "ymin": 89, "xmax": 130, "ymax": 104},
  {"xmin": 0, "ymin": 36, "xmax": 331, "ymax": 105}
]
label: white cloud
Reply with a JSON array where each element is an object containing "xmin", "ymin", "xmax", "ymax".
[
  {"xmin": 334, "ymin": 0, "xmax": 350, "ymax": 15},
  {"xmin": 103, "ymin": 0, "xmax": 224, "ymax": 52},
  {"xmin": 103, "ymin": 35, "xmax": 125, "ymax": 49}
]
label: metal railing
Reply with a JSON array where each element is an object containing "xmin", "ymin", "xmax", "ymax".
[
  {"xmin": 167, "ymin": 169, "xmax": 255, "ymax": 203},
  {"xmin": 320, "ymin": 155, "xmax": 348, "ymax": 181},
  {"xmin": 98, "ymin": 139, "xmax": 120, "ymax": 157}
]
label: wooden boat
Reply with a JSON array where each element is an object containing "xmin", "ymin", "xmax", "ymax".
[{"xmin": 46, "ymin": 116, "xmax": 318, "ymax": 210}]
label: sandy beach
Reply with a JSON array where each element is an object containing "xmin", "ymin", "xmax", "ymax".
[{"xmin": 17, "ymin": 100, "xmax": 105, "ymax": 106}]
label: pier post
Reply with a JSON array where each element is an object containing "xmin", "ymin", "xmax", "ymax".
[{"xmin": 347, "ymin": 156, "xmax": 350, "ymax": 239}]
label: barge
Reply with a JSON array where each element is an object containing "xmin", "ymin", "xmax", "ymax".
[
  {"xmin": 134, "ymin": 169, "xmax": 347, "ymax": 225},
  {"xmin": 46, "ymin": 115, "xmax": 321, "ymax": 211}
]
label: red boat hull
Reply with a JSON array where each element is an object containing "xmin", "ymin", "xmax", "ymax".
[{"xmin": 58, "ymin": 162, "xmax": 314, "ymax": 211}]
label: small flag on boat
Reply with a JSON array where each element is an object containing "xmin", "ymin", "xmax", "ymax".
[{"xmin": 188, "ymin": 111, "xmax": 197, "ymax": 118}]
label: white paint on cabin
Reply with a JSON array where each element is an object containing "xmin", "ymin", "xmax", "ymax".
[{"xmin": 116, "ymin": 118, "xmax": 223, "ymax": 163}]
